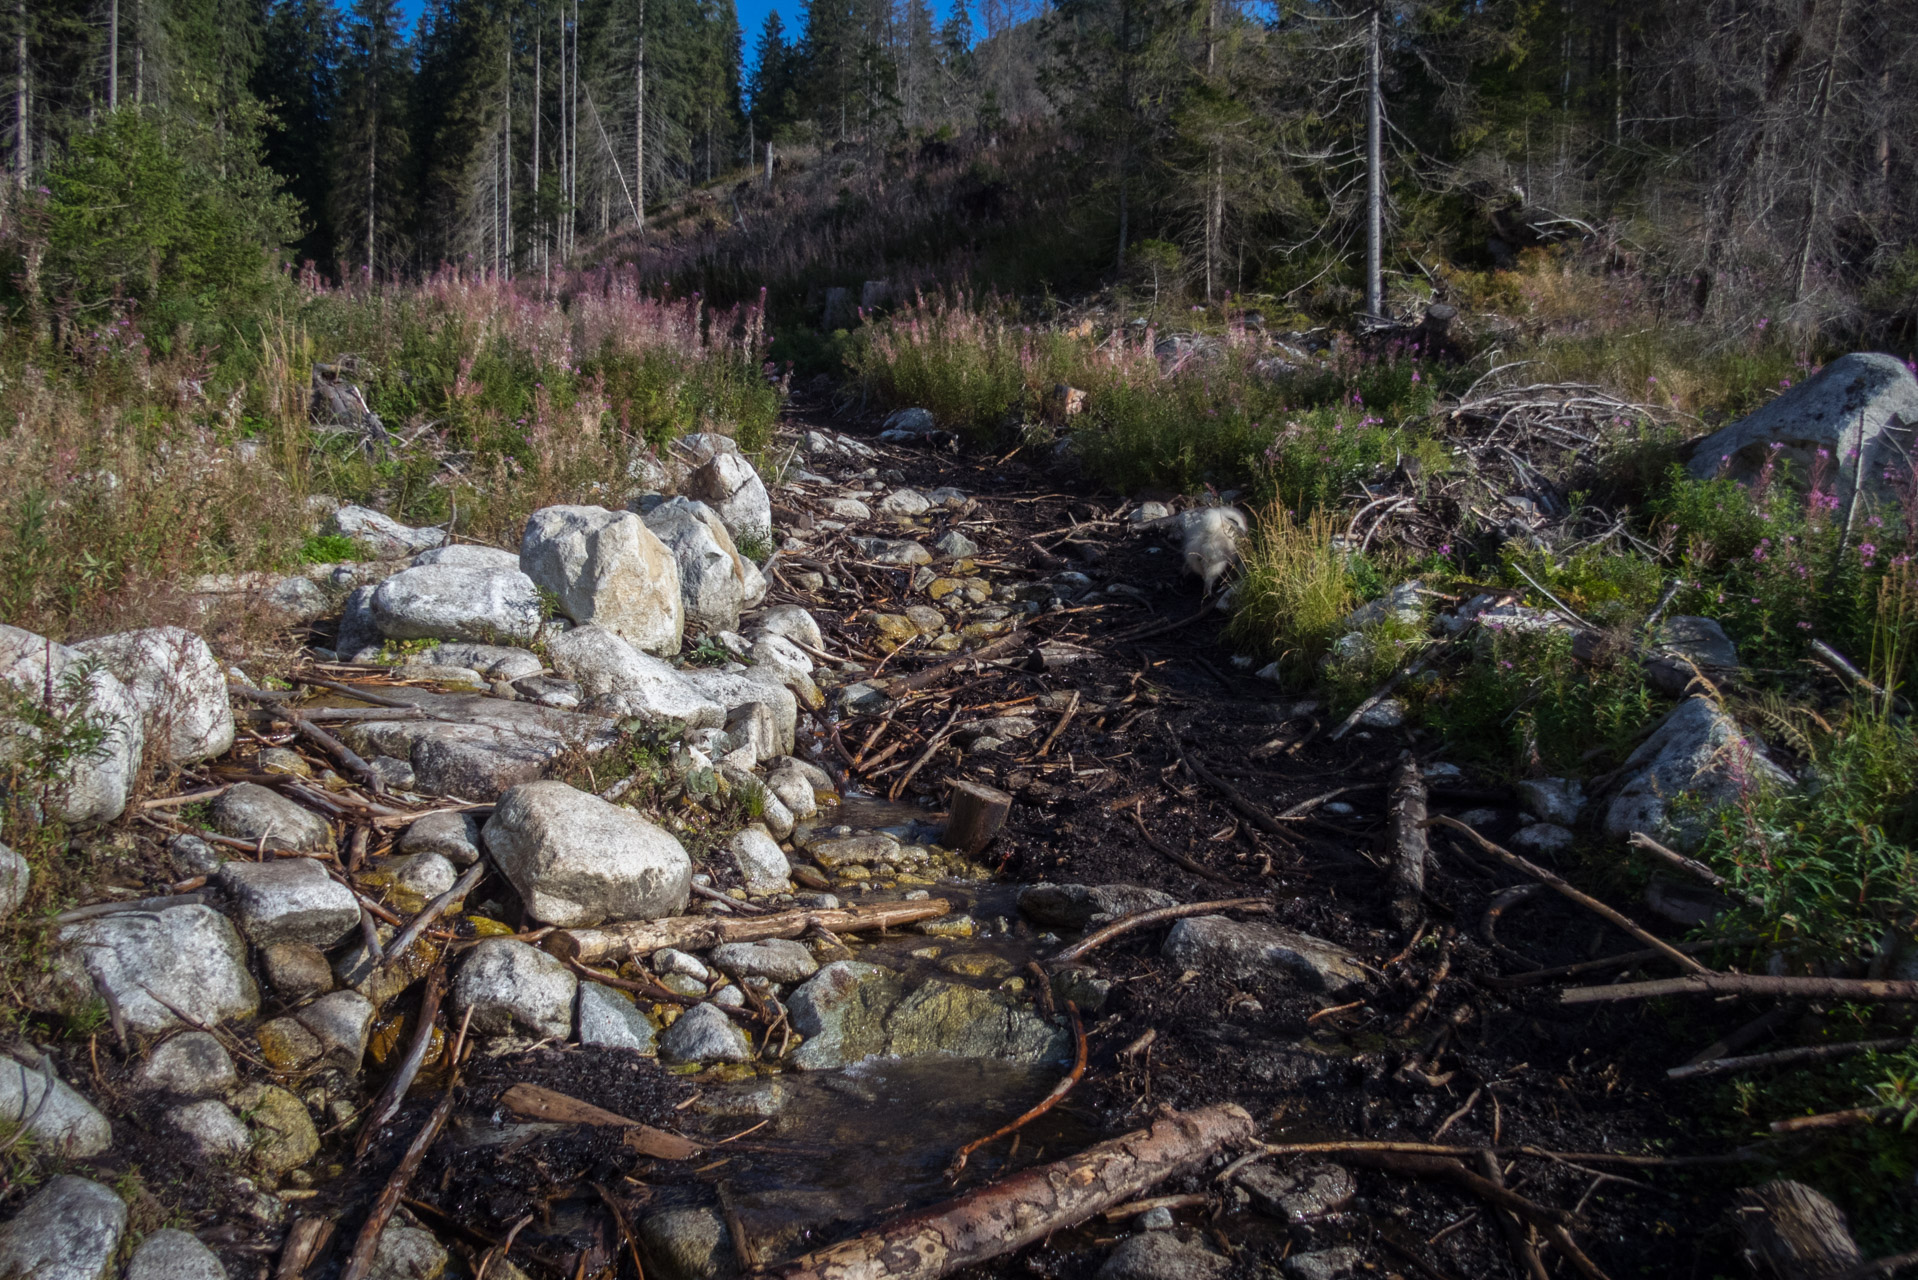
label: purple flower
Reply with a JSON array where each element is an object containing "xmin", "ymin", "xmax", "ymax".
[
  {"xmin": 1780, "ymin": 379, "xmax": 1792, "ymax": 389},
  {"xmin": 1439, "ymin": 543, "xmax": 1452, "ymax": 555}
]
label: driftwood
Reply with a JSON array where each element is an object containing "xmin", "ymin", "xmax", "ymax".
[
  {"xmin": 1050, "ymin": 898, "xmax": 1272, "ymax": 966},
  {"xmin": 1426, "ymin": 817, "xmax": 1709, "ymax": 975},
  {"xmin": 356, "ymin": 964, "xmax": 446, "ymax": 1160},
  {"xmin": 547, "ymin": 898, "xmax": 953, "ymax": 965},
  {"xmin": 944, "ymin": 779, "xmax": 1013, "ymax": 855},
  {"xmin": 1561, "ymin": 974, "xmax": 1918, "ymax": 1005},
  {"xmin": 893, "ymin": 628, "xmax": 1027, "ymax": 693},
  {"xmin": 499, "ymin": 1083, "xmax": 701, "ymax": 1159},
  {"xmin": 1485, "ymin": 935, "xmax": 1759, "ymax": 990},
  {"xmin": 1731, "ymin": 1181, "xmax": 1862, "ymax": 1279},
  {"xmin": 774, "ymin": 1104, "xmax": 1257, "ymax": 1280},
  {"xmin": 949, "ymin": 1007, "xmax": 1086, "ymax": 1176},
  {"xmin": 1667, "ymin": 1037, "xmax": 1908, "ymax": 1082},
  {"xmin": 1387, "ymin": 757, "xmax": 1428, "ymax": 932}
]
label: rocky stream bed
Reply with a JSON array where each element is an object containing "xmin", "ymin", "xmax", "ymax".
[{"xmin": 0, "ymin": 390, "xmax": 1827, "ymax": 1280}]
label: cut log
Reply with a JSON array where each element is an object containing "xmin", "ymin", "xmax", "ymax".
[
  {"xmin": 944, "ymin": 780, "xmax": 1013, "ymax": 855},
  {"xmin": 1730, "ymin": 1181, "xmax": 1862, "ymax": 1279},
  {"xmin": 546, "ymin": 898, "xmax": 953, "ymax": 965},
  {"xmin": 774, "ymin": 1104, "xmax": 1257, "ymax": 1280},
  {"xmin": 1387, "ymin": 757, "xmax": 1427, "ymax": 932}
]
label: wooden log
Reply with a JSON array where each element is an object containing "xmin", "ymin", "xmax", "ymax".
[
  {"xmin": 546, "ymin": 898, "xmax": 953, "ymax": 965},
  {"xmin": 773, "ymin": 1104, "xmax": 1257, "ymax": 1280},
  {"xmin": 944, "ymin": 780, "xmax": 1013, "ymax": 855},
  {"xmin": 1560, "ymin": 974, "xmax": 1918, "ymax": 1006},
  {"xmin": 1730, "ymin": 1181, "xmax": 1862, "ymax": 1279},
  {"xmin": 1667, "ymin": 1037, "xmax": 1908, "ymax": 1082},
  {"xmin": 1387, "ymin": 756, "xmax": 1428, "ymax": 932}
]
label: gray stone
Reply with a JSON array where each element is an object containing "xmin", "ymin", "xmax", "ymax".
[
  {"xmin": 332, "ymin": 687, "xmax": 623, "ymax": 799},
  {"xmin": 578, "ymin": 983, "xmax": 657, "ymax": 1052},
  {"xmin": 1162, "ymin": 917, "xmax": 1366, "ymax": 997},
  {"xmin": 638, "ymin": 1206, "xmax": 728, "ymax": 1280},
  {"xmin": 1647, "ymin": 616, "xmax": 1741, "ymax": 695},
  {"xmin": 453, "ymin": 939, "xmax": 577, "ymax": 1040},
  {"xmin": 1516, "ymin": 778, "xmax": 1585, "ymax": 825},
  {"xmin": 659, "ymin": 1002, "xmax": 752, "ymax": 1064},
  {"xmin": 1346, "ymin": 581, "xmax": 1425, "ymax": 629},
  {"xmin": 369, "ymin": 564, "xmax": 542, "ymax": 645},
  {"xmin": 836, "ymin": 682, "xmax": 888, "ymax": 716},
  {"xmin": 134, "ymin": 1032, "xmax": 237, "ymax": 1098},
  {"xmin": 1687, "ymin": 352, "xmax": 1918, "ymax": 507},
  {"xmin": 126, "ymin": 1228, "xmax": 228, "ymax": 1280},
  {"xmin": 642, "ymin": 497, "xmax": 752, "ymax": 637},
  {"xmin": 709, "ymin": 939, "xmax": 817, "ymax": 983},
  {"xmin": 419, "ymin": 642, "xmax": 544, "ymax": 682},
  {"xmin": 383, "ymin": 852, "xmax": 457, "ymax": 898},
  {"xmin": 1356, "ymin": 698, "xmax": 1406, "ymax": 728},
  {"xmin": 1098, "ymin": 1232, "xmax": 1230, "ymax": 1280},
  {"xmin": 72, "ymin": 627, "xmax": 234, "ymax": 764},
  {"xmin": 412, "ymin": 545, "xmax": 522, "ymax": 571},
  {"xmin": 218, "ymin": 858, "xmax": 359, "ymax": 947},
  {"xmin": 1644, "ymin": 874, "xmax": 1735, "ymax": 927},
  {"xmin": 484, "ymin": 781, "xmax": 692, "ymax": 927},
  {"xmin": 544, "ymin": 626, "xmax": 724, "ymax": 726},
  {"xmin": 786, "ymin": 962, "xmax": 1063, "ymax": 1070},
  {"xmin": 168, "ymin": 833, "xmax": 224, "ymax": 878},
  {"xmin": 265, "ymin": 574, "xmax": 332, "ymax": 623},
  {"xmin": 828, "ymin": 497, "xmax": 871, "ymax": 520},
  {"xmin": 712, "ymin": 985, "xmax": 746, "ymax": 1009},
  {"xmin": 521, "ymin": 505, "xmax": 684, "ymax": 655},
  {"xmin": 231, "ymin": 1083, "xmax": 319, "ymax": 1175},
  {"xmin": 765, "ymin": 769, "xmax": 820, "ymax": 823},
  {"xmin": 680, "ymin": 668, "xmax": 798, "ymax": 756},
  {"xmin": 0, "ymin": 624, "xmax": 145, "ymax": 825},
  {"xmin": 0, "ymin": 1054, "xmax": 112, "ymax": 1157},
  {"xmin": 1511, "ymin": 822, "xmax": 1574, "ymax": 854},
  {"xmin": 727, "ymin": 826, "xmax": 791, "ymax": 895},
  {"xmin": 881, "ymin": 408, "xmax": 937, "ymax": 435},
  {"xmin": 367, "ymin": 1225, "xmax": 449, "ymax": 1280},
  {"xmin": 255, "ymin": 1016, "xmax": 323, "ymax": 1069},
  {"xmin": 654, "ymin": 948, "xmax": 711, "ymax": 981},
  {"xmin": 0, "ymin": 1176, "xmax": 127, "ymax": 1280},
  {"xmin": 391, "ymin": 662, "xmax": 486, "ymax": 688},
  {"xmin": 1017, "ymin": 883, "xmax": 1179, "ymax": 929},
  {"xmin": 1238, "ymin": 1163, "xmax": 1356, "ymax": 1223},
  {"xmin": 334, "ymin": 505, "xmax": 445, "ymax": 558},
  {"xmin": 0, "ymin": 841, "xmax": 27, "ymax": 921},
  {"xmin": 851, "ymin": 537, "xmax": 932, "ymax": 566},
  {"xmin": 933, "ymin": 530, "xmax": 979, "ymax": 559},
  {"xmin": 658, "ymin": 973, "xmax": 708, "ymax": 999},
  {"xmin": 724, "ymin": 700, "xmax": 779, "ymax": 763},
  {"xmin": 167, "ymin": 1098, "xmax": 251, "ymax": 1160},
  {"xmin": 1603, "ymin": 697, "xmax": 1792, "ymax": 850},
  {"xmin": 686, "ymin": 453, "xmax": 773, "ymax": 544},
  {"xmin": 261, "ymin": 942, "xmax": 334, "ymax": 1000},
  {"xmin": 334, "ymin": 584, "xmax": 382, "ymax": 660},
  {"xmin": 1282, "ymin": 1248, "xmax": 1363, "ymax": 1280},
  {"xmin": 295, "ymin": 990, "xmax": 375, "ymax": 1071},
  {"xmin": 750, "ymin": 633, "xmax": 814, "ymax": 683},
  {"xmin": 809, "ymin": 833, "xmax": 901, "ymax": 869},
  {"xmin": 878, "ymin": 488, "xmax": 931, "ymax": 516},
  {"xmin": 1137, "ymin": 1207, "xmax": 1175, "ymax": 1232},
  {"xmin": 398, "ymin": 810, "xmax": 483, "ymax": 865},
  {"xmin": 1050, "ymin": 966, "xmax": 1112, "ymax": 1015},
  {"xmin": 211, "ymin": 783, "xmax": 334, "ymax": 853},
  {"xmin": 751, "ymin": 605, "xmax": 824, "ymax": 651},
  {"xmin": 56, "ymin": 904, "xmax": 258, "ymax": 1034}
]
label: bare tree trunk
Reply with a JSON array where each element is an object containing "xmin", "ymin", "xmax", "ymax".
[
  {"xmin": 765, "ymin": 141, "xmax": 772, "ymax": 189},
  {"xmin": 107, "ymin": 0, "xmax": 118, "ymax": 110},
  {"xmin": 1790, "ymin": 0, "xmax": 1850, "ymax": 304},
  {"xmin": 366, "ymin": 104, "xmax": 377, "ymax": 276},
  {"xmin": 635, "ymin": 0, "xmax": 646, "ymax": 228},
  {"xmin": 1364, "ymin": 0, "xmax": 1383, "ymax": 317},
  {"xmin": 571, "ymin": 0, "xmax": 579, "ymax": 256},
  {"xmin": 1704, "ymin": 5, "xmax": 1815, "ymax": 295},
  {"xmin": 14, "ymin": 0, "xmax": 26, "ymax": 190},
  {"xmin": 534, "ymin": 17, "xmax": 544, "ymax": 290},
  {"xmin": 133, "ymin": 0, "xmax": 142, "ymax": 104},
  {"xmin": 505, "ymin": 33, "xmax": 513, "ymax": 274}
]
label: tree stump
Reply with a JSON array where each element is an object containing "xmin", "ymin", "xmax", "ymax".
[
  {"xmin": 1731, "ymin": 1181, "xmax": 1862, "ymax": 1278},
  {"xmin": 944, "ymin": 780, "xmax": 1013, "ymax": 855}
]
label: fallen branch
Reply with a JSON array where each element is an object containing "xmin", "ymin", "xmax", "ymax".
[
  {"xmin": 1426, "ymin": 817, "xmax": 1709, "ymax": 976},
  {"xmin": 377, "ymin": 861, "xmax": 486, "ymax": 972},
  {"xmin": 1171, "ymin": 738, "xmax": 1292, "ymax": 839},
  {"xmin": 52, "ymin": 891, "xmax": 212, "ymax": 924},
  {"xmin": 499, "ymin": 1083, "xmax": 700, "ymax": 1159},
  {"xmin": 1485, "ymin": 935, "xmax": 1759, "ymax": 989},
  {"xmin": 889, "ymin": 707, "xmax": 962, "ymax": 801},
  {"xmin": 1128, "ymin": 804, "xmax": 1236, "ymax": 885},
  {"xmin": 1387, "ymin": 757, "xmax": 1428, "ymax": 932},
  {"xmin": 1769, "ymin": 1108, "xmax": 1893, "ymax": 1134},
  {"xmin": 1034, "ymin": 691, "xmax": 1081, "ymax": 758},
  {"xmin": 949, "ymin": 1005, "xmax": 1086, "ymax": 1176},
  {"xmin": 547, "ymin": 897, "xmax": 953, "ymax": 965},
  {"xmin": 1561, "ymin": 974, "xmax": 1918, "ymax": 1006},
  {"xmin": 356, "ymin": 965, "xmax": 446, "ymax": 1160},
  {"xmin": 1667, "ymin": 1037, "xmax": 1909, "ymax": 1082},
  {"xmin": 1627, "ymin": 832, "xmax": 1759, "ymax": 905},
  {"xmin": 1339, "ymin": 1150, "xmax": 1580, "ymax": 1231},
  {"xmin": 893, "ymin": 628, "xmax": 1027, "ymax": 693},
  {"xmin": 1050, "ymin": 898, "xmax": 1272, "ymax": 966},
  {"xmin": 773, "ymin": 1104, "xmax": 1257, "ymax": 1280}
]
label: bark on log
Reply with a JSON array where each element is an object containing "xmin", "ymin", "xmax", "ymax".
[
  {"xmin": 1387, "ymin": 756, "xmax": 1428, "ymax": 932},
  {"xmin": 944, "ymin": 780, "xmax": 1013, "ymax": 855},
  {"xmin": 546, "ymin": 898, "xmax": 953, "ymax": 965},
  {"xmin": 774, "ymin": 1104, "xmax": 1256, "ymax": 1280},
  {"xmin": 1560, "ymin": 974, "xmax": 1918, "ymax": 1006},
  {"xmin": 1731, "ymin": 1181, "xmax": 1862, "ymax": 1279}
]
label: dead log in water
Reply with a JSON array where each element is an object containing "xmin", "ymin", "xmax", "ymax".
[
  {"xmin": 773, "ymin": 1103, "xmax": 1257, "ymax": 1280},
  {"xmin": 545, "ymin": 898, "xmax": 953, "ymax": 965}
]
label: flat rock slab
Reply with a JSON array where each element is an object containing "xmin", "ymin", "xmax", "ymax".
[
  {"xmin": 1162, "ymin": 917, "xmax": 1367, "ymax": 997},
  {"xmin": 212, "ymin": 782, "xmax": 335, "ymax": 853},
  {"xmin": 1098, "ymin": 1232, "xmax": 1231, "ymax": 1280},
  {"xmin": 0, "ymin": 1175, "xmax": 127, "ymax": 1280},
  {"xmin": 334, "ymin": 687, "xmax": 622, "ymax": 799},
  {"xmin": 56, "ymin": 903, "xmax": 259, "ymax": 1034},
  {"xmin": 708, "ymin": 939, "xmax": 818, "ymax": 984},
  {"xmin": 218, "ymin": 857, "xmax": 361, "ymax": 947},
  {"xmin": 787, "ymin": 962, "xmax": 1065, "ymax": 1070}
]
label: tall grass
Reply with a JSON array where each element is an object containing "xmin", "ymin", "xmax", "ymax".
[{"xmin": 1225, "ymin": 506, "xmax": 1355, "ymax": 680}]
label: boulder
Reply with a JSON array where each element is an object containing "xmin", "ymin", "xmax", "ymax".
[
  {"xmin": 0, "ymin": 1176, "xmax": 127, "ymax": 1280},
  {"xmin": 765, "ymin": 769, "xmax": 820, "ymax": 823},
  {"xmin": 453, "ymin": 939, "xmax": 577, "ymax": 1040},
  {"xmin": 167, "ymin": 1098, "xmax": 251, "ymax": 1160},
  {"xmin": 1017, "ymin": 883, "xmax": 1179, "ymax": 930},
  {"xmin": 212, "ymin": 783, "xmax": 334, "ymax": 853},
  {"xmin": 72, "ymin": 626, "xmax": 233, "ymax": 764},
  {"xmin": 218, "ymin": 858, "xmax": 360, "ymax": 947},
  {"xmin": 1602, "ymin": 697, "xmax": 1792, "ymax": 850},
  {"xmin": 521, "ymin": 505, "xmax": 684, "ymax": 655},
  {"xmin": 544, "ymin": 626, "xmax": 724, "ymax": 727},
  {"xmin": 133, "ymin": 1032, "xmax": 237, "ymax": 1099},
  {"xmin": 638, "ymin": 1206, "xmax": 729, "ymax": 1280},
  {"xmin": 686, "ymin": 452, "xmax": 774, "ymax": 544},
  {"xmin": 483, "ymin": 781, "xmax": 692, "ymax": 927},
  {"xmin": 658, "ymin": 1002, "xmax": 752, "ymax": 1064},
  {"xmin": 369, "ymin": 564, "xmax": 542, "ymax": 645},
  {"xmin": 367, "ymin": 1226, "xmax": 449, "ymax": 1280},
  {"xmin": 786, "ymin": 963, "xmax": 1063, "ymax": 1070},
  {"xmin": 56, "ymin": 904, "xmax": 258, "ymax": 1033},
  {"xmin": 398, "ymin": 810, "xmax": 484, "ymax": 865},
  {"xmin": 1646, "ymin": 616, "xmax": 1741, "ymax": 696},
  {"xmin": 1162, "ymin": 917, "xmax": 1366, "ymax": 997},
  {"xmin": 1098, "ymin": 1233, "xmax": 1230, "ymax": 1280},
  {"xmin": 332, "ymin": 687, "xmax": 623, "ymax": 799},
  {"xmin": 413, "ymin": 544, "xmax": 523, "ymax": 570},
  {"xmin": 708, "ymin": 939, "xmax": 817, "ymax": 983},
  {"xmin": 0, "ymin": 624, "xmax": 145, "ymax": 824},
  {"xmin": 577, "ymin": 983, "xmax": 657, "ymax": 1052},
  {"xmin": 1686, "ymin": 352, "xmax": 1918, "ymax": 506},
  {"xmin": 125, "ymin": 1229, "xmax": 228, "ymax": 1280},
  {"xmin": 1515, "ymin": 778, "xmax": 1585, "ymax": 825},
  {"xmin": 0, "ymin": 1055, "xmax": 112, "ymax": 1156},
  {"xmin": 295, "ymin": 989, "xmax": 375, "ymax": 1071},
  {"xmin": 642, "ymin": 498, "xmax": 751, "ymax": 637},
  {"xmin": 678, "ymin": 668, "xmax": 797, "ymax": 755},
  {"xmin": 0, "ymin": 841, "xmax": 28, "ymax": 920},
  {"xmin": 751, "ymin": 605, "xmax": 823, "ymax": 652},
  {"xmin": 230, "ymin": 1083, "xmax": 319, "ymax": 1175},
  {"xmin": 334, "ymin": 504, "xmax": 445, "ymax": 558},
  {"xmin": 727, "ymin": 826, "xmax": 791, "ymax": 895},
  {"xmin": 882, "ymin": 408, "xmax": 937, "ymax": 435}
]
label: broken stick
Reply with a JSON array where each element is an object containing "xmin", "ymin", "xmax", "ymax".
[
  {"xmin": 1387, "ymin": 756, "xmax": 1428, "ymax": 932},
  {"xmin": 949, "ymin": 1006, "xmax": 1086, "ymax": 1177},
  {"xmin": 547, "ymin": 897, "xmax": 952, "ymax": 965},
  {"xmin": 775, "ymin": 1104, "xmax": 1257, "ymax": 1280},
  {"xmin": 1050, "ymin": 897, "xmax": 1271, "ymax": 966},
  {"xmin": 1561, "ymin": 973, "xmax": 1918, "ymax": 1005}
]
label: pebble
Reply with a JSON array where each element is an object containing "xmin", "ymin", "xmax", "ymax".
[
  {"xmin": 659, "ymin": 1002, "xmax": 752, "ymax": 1064},
  {"xmin": 654, "ymin": 948, "xmax": 712, "ymax": 982},
  {"xmin": 168, "ymin": 1098, "xmax": 252, "ymax": 1160},
  {"xmin": 125, "ymin": 1229, "xmax": 227, "ymax": 1280},
  {"xmin": 577, "ymin": 983, "xmax": 658, "ymax": 1052},
  {"xmin": 134, "ymin": 1032, "xmax": 237, "ymax": 1098},
  {"xmin": 262, "ymin": 941, "xmax": 336, "ymax": 999}
]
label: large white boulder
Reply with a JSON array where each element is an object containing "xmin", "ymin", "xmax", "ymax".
[
  {"xmin": 72, "ymin": 626, "xmax": 233, "ymax": 764},
  {"xmin": 1687, "ymin": 353, "xmax": 1918, "ymax": 507},
  {"xmin": 543, "ymin": 626, "xmax": 724, "ymax": 727},
  {"xmin": 484, "ymin": 780, "xmax": 693, "ymax": 926},
  {"xmin": 0, "ymin": 624, "xmax": 144, "ymax": 825},
  {"xmin": 686, "ymin": 452, "xmax": 774, "ymax": 546},
  {"xmin": 369, "ymin": 564, "xmax": 542, "ymax": 644},
  {"xmin": 1603, "ymin": 697, "xmax": 1793, "ymax": 850},
  {"xmin": 521, "ymin": 505, "xmax": 684, "ymax": 656},
  {"xmin": 56, "ymin": 904, "xmax": 259, "ymax": 1034},
  {"xmin": 642, "ymin": 497, "xmax": 758, "ymax": 636}
]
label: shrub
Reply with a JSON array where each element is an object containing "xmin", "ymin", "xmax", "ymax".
[{"xmin": 1225, "ymin": 506, "xmax": 1355, "ymax": 682}]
